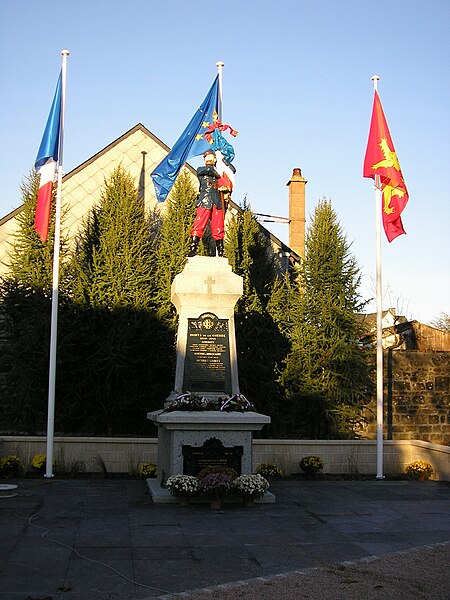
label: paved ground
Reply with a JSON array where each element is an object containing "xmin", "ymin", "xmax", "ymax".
[{"xmin": 0, "ymin": 478, "xmax": 449, "ymax": 599}]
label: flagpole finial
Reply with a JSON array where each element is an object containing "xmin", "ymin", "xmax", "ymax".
[
  {"xmin": 61, "ymin": 49, "xmax": 70, "ymax": 56},
  {"xmin": 216, "ymin": 61, "xmax": 224, "ymax": 69},
  {"xmin": 372, "ymin": 75, "xmax": 380, "ymax": 90}
]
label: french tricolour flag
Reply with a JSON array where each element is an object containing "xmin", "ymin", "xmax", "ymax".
[{"xmin": 34, "ymin": 72, "xmax": 62, "ymax": 243}]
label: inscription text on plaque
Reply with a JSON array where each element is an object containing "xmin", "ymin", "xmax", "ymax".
[{"xmin": 183, "ymin": 312, "xmax": 231, "ymax": 393}]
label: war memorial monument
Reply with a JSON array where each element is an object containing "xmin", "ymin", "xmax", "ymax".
[{"xmin": 147, "ymin": 254, "xmax": 273, "ymax": 503}]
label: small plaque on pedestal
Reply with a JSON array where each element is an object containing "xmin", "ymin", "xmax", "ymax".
[{"xmin": 182, "ymin": 437, "xmax": 243, "ymax": 476}]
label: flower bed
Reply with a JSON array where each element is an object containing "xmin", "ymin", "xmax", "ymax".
[{"xmin": 162, "ymin": 467, "xmax": 270, "ymax": 508}]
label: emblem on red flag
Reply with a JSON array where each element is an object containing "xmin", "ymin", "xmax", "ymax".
[{"xmin": 363, "ymin": 91, "xmax": 409, "ymax": 242}]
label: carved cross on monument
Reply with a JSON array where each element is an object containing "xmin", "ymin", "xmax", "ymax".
[{"xmin": 204, "ymin": 276, "xmax": 215, "ymax": 295}]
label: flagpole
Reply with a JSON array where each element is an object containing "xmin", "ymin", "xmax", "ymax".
[
  {"xmin": 45, "ymin": 49, "xmax": 69, "ymax": 478},
  {"xmin": 216, "ymin": 61, "xmax": 224, "ymax": 120},
  {"xmin": 372, "ymin": 75, "xmax": 384, "ymax": 480},
  {"xmin": 215, "ymin": 60, "xmax": 228, "ymax": 244}
]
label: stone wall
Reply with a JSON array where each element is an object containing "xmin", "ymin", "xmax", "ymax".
[
  {"xmin": 1, "ymin": 437, "xmax": 449, "ymax": 480},
  {"xmin": 363, "ymin": 350, "xmax": 450, "ymax": 445}
]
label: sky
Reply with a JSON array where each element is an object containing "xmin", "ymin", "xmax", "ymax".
[{"xmin": 0, "ymin": 0, "xmax": 449, "ymax": 325}]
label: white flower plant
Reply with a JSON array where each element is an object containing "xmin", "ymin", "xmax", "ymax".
[
  {"xmin": 165, "ymin": 475, "xmax": 199, "ymax": 498},
  {"xmin": 233, "ymin": 474, "xmax": 270, "ymax": 501}
]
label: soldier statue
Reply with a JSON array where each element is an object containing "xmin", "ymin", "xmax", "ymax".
[{"xmin": 188, "ymin": 146, "xmax": 236, "ymax": 258}]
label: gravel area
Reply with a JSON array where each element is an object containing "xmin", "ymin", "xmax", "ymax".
[{"xmin": 178, "ymin": 543, "xmax": 450, "ymax": 600}]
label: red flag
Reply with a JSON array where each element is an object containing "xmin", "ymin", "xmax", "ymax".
[{"xmin": 363, "ymin": 90, "xmax": 408, "ymax": 242}]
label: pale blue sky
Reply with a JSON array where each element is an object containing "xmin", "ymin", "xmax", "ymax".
[{"xmin": 1, "ymin": 0, "xmax": 449, "ymax": 324}]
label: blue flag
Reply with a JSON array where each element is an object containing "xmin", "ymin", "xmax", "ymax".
[
  {"xmin": 35, "ymin": 72, "xmax": 62, "ymax": 169},
  {"xmin": 34, "ymin": 71, "xmax": 62, "ymax": 242},
  {"xmin": 151, "ymin": 76, "xmax": 219, "ymax": 202}
]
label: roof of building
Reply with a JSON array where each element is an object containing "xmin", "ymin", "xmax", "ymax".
[
  {"xmin": 359, "ymin": 318, "xmax": 450, "ymax": 351},
  {"xmin": 355, "ymin": 308, "xmax": 408, "ymax": 334},
  {"xmin": 0, "ymin": 123, "xmax": 299, "ymax": 275}
]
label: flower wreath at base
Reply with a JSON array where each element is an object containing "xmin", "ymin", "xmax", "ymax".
[
  {"xmin": 163, "ymin": 393, "xmax": 214, "ymax": 412},
  {"xmin": 218, "ymin": 394, "xmax": 254, "ymax": 412},
  {"xmin": 163, "ymin": 392, "xmax": 254, "ymax": 413}
]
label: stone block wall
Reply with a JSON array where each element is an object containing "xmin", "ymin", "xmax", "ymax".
[
  {"xmin": 0, "ymin": 436, "xmax": 158, "ymax": 475},
  {"xmin": 2, "ymin": 437, "xmax": 449, "ymax": 480},
  {"xmin": 363, "ymin": 350, "xmax": 450, "ymax": 445}
]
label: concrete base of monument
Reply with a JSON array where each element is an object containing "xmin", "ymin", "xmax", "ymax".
[
  {"xmin": 148, "ymin": 409, "xmax": 270, "ymax": 428},
  {"xmin": 147, "ymin": 410, "xmax": 274, "ymax": 503},
  {"xmin": 147, "ymin": 478, "xmax": 276, "ymax": 504}
]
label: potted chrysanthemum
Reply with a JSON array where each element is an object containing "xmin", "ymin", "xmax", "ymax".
[
  {"xmin": 255, "ymin": 462, "xmax": 283, "ymax": 480},
  {"xmin": 405, "ymin": 460, "xmax": 433, "ymax": 480},
  {"xmin": 198, "ymin": 472, "xmax": 234, "ymax": 509},
  {"xmin": 140, "ymin": 462, "xmax": 157, "ymax": 479},
  {"xmin": 31, "ymin": 454, "xmax": 56, "ymax": 475},
  {"xmin": 166, "ymin": 474, "xmax": 199, "ymax": 505},
  {"xmin": 0, "ymin": 455, "xmax": 21, "ymax": 478},
  {"xmin": 233, "ymin": 474, "xmax": 270, "ymax": 506},
  {"xmin": 299, "ymin": 455, "xmax": 324, "ymax": 478}
]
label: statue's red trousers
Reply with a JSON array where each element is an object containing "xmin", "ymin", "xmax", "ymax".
[{"xmin": 190, "ymin": 206, "xmax": 224, "ymax": 240}]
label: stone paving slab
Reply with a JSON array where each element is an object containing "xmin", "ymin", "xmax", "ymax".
[{"xmin": 0, "ymin": 478, "xmax": 448, "ymax": 599}]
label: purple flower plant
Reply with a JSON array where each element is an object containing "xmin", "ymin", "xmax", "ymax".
[{"xmin": 198, "ymin": 472, "xmax": 234, "ymax": 498}]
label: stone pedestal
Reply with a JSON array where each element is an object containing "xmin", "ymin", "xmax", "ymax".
[
  {"xmin": 170, "ymin": 256, "xmax": 242, "ymax": 399},
  {"xmin": 147, "ymin": 410, "xmax": 273, "ymax": 503},
  {"xmin": 148, "ymin": 410, "xmax": 270, "ymax": 480}
]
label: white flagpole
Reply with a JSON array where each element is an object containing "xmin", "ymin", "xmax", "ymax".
[
  {"xmin": 372, "ymin": 75, "xmax": 384, "ymax": 480},
  {"xmin": 45, "ymin": 50, "xmax": 70, "ymax": 479},
  {"xmin": 216, "ymin": 61, "xmax": 224, "ymax": 120}
]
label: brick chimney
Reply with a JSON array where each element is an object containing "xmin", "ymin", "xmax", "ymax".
[{"xmin": 287, "ymin": 168, "xmax": 307, "ymax": 258}]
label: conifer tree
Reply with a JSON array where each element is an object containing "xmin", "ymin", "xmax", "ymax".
[
  {"xmin": 62, "ymin": 165, "xmax": 173, "ymax": 435},
  {"xmin": 280, "ymin": 198, "xmax": 373, "ymax": 438},
  {"xmin": 226, "ymin": 201, "xmax": 275, "ymax": 311},
  {"xmin": 0, "ymin": 170, "xmax": 67, "ymax": 432},
  {"xmin": 225, "ymin": 203, "xmax": 289, "ymax": 434},
  {"xmin": 267, "ymin": 270, "xmax": 301, "ymax": 339},
  {"xmin": 72, "ymin": 166, "xmax": 154, "ymax": 309},
  {"xmin": 5, "ymin": 170, "xmax": 58, "ymax": 290},
  {"xmin": 150, "ymin": 171, "xmax": 198, "ymax": 324}
]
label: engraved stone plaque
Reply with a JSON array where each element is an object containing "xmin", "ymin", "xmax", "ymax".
[
  {"xmin": 183, "ymin": 312, "xmax": 231, "ymax": 393},
  {"xmin": 182, "ymin": 437, "xmax": 243, "ymax": 476}
]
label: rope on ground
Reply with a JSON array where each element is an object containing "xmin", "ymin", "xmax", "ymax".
[{"xmin": 26, "ymin": 510, "xmax": 174, "ymax": 595}]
